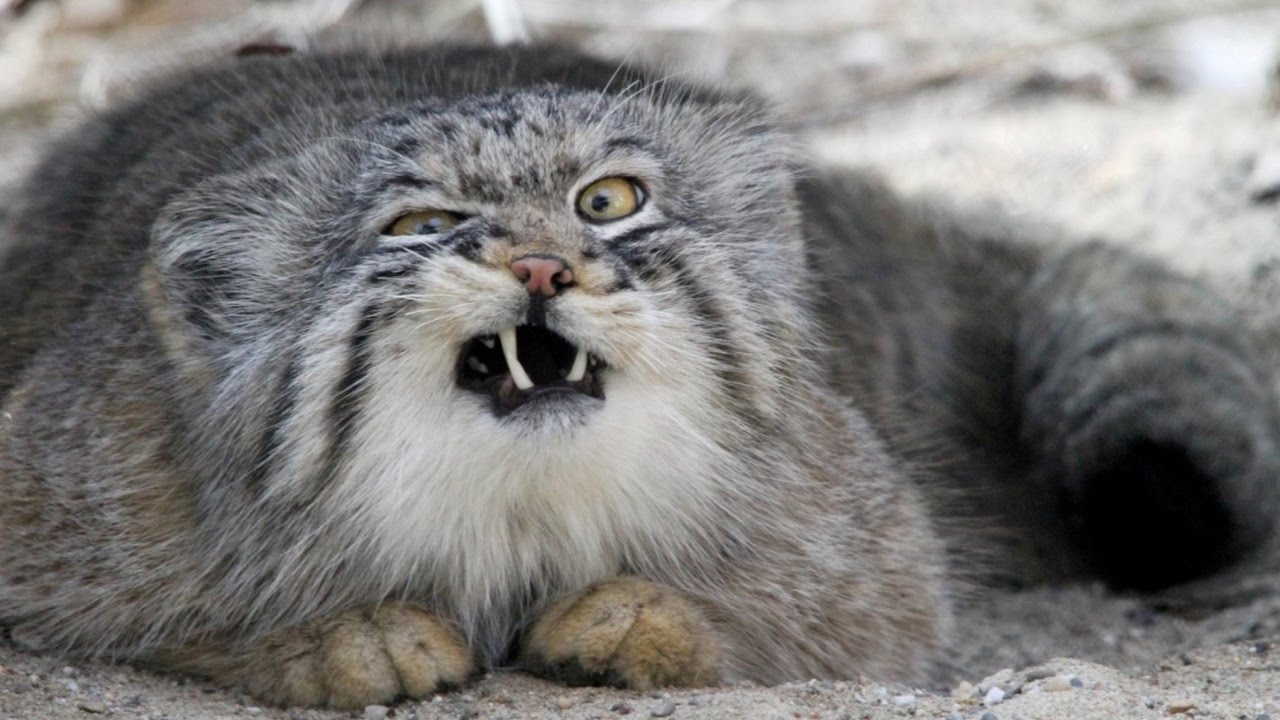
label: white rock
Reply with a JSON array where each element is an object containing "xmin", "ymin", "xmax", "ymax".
[
  {"xmin": 951, "ymin": 680, "xmax": 977, "ymax": 701},
  {"xmin": 978, "ymin": 668, "xmax": 1013, "ymax": 693},
  {"xmin": 1247, "ymin": 147, "xmax": 1280, "ymax": 202},
  {"xmin": 58, "ymin": 0, "xmax": 128, "ymax": 29},
  {"xmin": 1042, "ymin": 675, "xmax": 1073, "ymax": 692},
  {"xmin": 983, "ymin": 686, "xmax": 1006, "ymax": 705}
]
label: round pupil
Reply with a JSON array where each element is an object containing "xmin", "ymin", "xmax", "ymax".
[
  {"xmin": 590, "ymin": 191, "xmax": 615, "ymax": 214},
  {"xmin": 417, "ymin": 215, "xmax": 446, "ymax": 233}
]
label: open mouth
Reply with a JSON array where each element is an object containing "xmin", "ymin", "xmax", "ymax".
[{"xmin": 457, "ymin": 326, "xmax": 606, "ymax": 415}]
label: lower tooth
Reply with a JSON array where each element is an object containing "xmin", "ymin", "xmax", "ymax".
[{"xmin": 467, "ymin": 357, "xmax": 488, "ymax": 374}]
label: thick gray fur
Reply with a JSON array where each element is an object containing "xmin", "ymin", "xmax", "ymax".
[{"xmin": 0, "ymin": 43, "xmax": 1276, "ymax": 702}]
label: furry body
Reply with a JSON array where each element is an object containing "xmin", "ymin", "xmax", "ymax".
[{"xmin": 0, "ymin": 44, "xmax": 1277, "ymax": 706}]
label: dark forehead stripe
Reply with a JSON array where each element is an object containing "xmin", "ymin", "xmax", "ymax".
[
  {"xmin": 602, "ymin": 136, "xmax": 654, "ymax": 155},
  {"xmin": 384, "ymin": 173, "xmax": 437, "ymax": 192},
  {"xmin": 389, "ymin": 137, "xmax": 423, "ymax": 160}
]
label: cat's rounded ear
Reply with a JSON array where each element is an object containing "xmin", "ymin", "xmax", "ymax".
[{"xmin": 146, "ymin": 163, "xmax": 325, "ymax": 357}]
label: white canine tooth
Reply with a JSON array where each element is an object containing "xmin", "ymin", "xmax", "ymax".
[
  {"xmin": 467, "ymin": 356, "xmax": 488, "ymax": 374},
  {"xmin": 566, "ymin": 348, "xmax": 588, "ymax": 383},
  {"xmin": 480, "ymin": 337, "xmax": 495, "ymax": 349},
  {"xmin": 498, "ymin": 326, "xmax": 534, "ymax": 390}
]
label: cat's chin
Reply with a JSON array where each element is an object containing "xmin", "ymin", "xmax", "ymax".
[{"xmin": 496, "ymin": 383, "xmax": 607, "ymax": 426}]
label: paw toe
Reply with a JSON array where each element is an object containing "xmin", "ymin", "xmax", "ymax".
[
  {"xmin": 374, "ymin": 606, "xmax": 472, "ymax": 697},
  {"xmin": 322, "ymin": 613, "xmax": 402, "ymax": 707}
]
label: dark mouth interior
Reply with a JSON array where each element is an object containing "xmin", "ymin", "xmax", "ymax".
[{"xmin": 458, "ymin": 326, "xmax": 605, "ymax": 414}]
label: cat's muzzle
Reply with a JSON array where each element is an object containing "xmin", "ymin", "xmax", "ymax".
[{"xmin": 457, "ymin": 325, "xmax": 606, "ymax": 415}]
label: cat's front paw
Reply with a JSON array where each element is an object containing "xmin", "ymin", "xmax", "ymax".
[
  {"xmin": 191, "ymin": 604, "xmax": 473, "ymax": 708},
  {"xmin": 520, "ymin": 576, "xmax": 720, "ymax": 690}
]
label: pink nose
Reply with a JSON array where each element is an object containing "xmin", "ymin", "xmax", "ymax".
[{"xmin": 511, "ymin": 255, "xmax": 574, "ymax": 297}]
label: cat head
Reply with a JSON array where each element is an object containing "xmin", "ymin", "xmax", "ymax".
[{"xmin": 151, "ymin": 53, "xmax": 809, "ymax": 433}]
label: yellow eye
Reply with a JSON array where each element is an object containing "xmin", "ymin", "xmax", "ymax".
[
  {"xmin": 577, "ymin": 177, "xmax": 644, "ymax": 222},
  {"xmin": 385, "ymin": 209, "xmax": 462, "ymax": 236}
]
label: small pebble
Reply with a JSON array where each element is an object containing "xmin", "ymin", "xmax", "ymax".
[
  {"xmin": 651, "ymin": 700, "xmax": 678, "ymax": 718},
  {"xmin": 1167, "ymin": 699, "xmax": 1196, "ymax": 714},
  {"xmin": 1042, "ymin": 675, "xmax": 1072, "ymax": 692},
  {"xmin": 78, "ymin": 700, "xmax": 108, "ymax": 714},
  {"xmin": 1248, "ymin": 147, "xmax": 1280, "ymax": 202},
  {"xmin": 61, "ymin": 666, "xmax": 77, "ymax": 676},
  {"xmin": 1023, "ymin": 667, "xmax": 1055, "ymax": 681},
  {"xmin": 892, "ymin": 694, "xmax": 916, "ymax": 705},
  {"xmin": 57, "ymin": 0, "xmax": 128, "ymax": 29},
  {"xmin": 981, "ymin": 713, "xmax": 999, "ymax": 720},
  {"xmin": 12, "ymin": 683, "xmax": 31, "ymax": 694},
  {"xmin": 983, "ymin": 686, "xmax": 1006, "ymax": 705},
  {"xmin": 978, "ymin": 668, "xmax": 1013, "ymax": 693},
  {"xmin": 1069, "ymin": 677, "xmax": 1084, "ymax": 688},
  {"xmin": 1126, "ymin": 607, "xmax": 1159, "ymax": 626},
  {"xmin": 245, "ymin": 708, "xmax": 263, "ymax": 716},
  {"xmin": 1257, "ymin": 714, "xmax": 1272, "ymax": 720},
  {"xmin": 62, "ymin": 679, "xmax": 80, "ymax": 693},
  {"xmin": 459, "ymin": 707, "xmax": 479, "ymax": 720},
  {"xmin": 946, "ymin": 714, "xmax": 964, "ymax": 720},
  {"xmin": 363, "ymin": 704, "xmax": 389, "ymax": 720},
  {"xmin": 951, "ymin": 680, "xmax": 977, "ymax": 701},
  {"xmin": 555, "ymin": 696, "xmax": 576, "ymax": 710},
  {"xmin": 611, "ymin": 702, "xmax": 633, "ymax": 715}
]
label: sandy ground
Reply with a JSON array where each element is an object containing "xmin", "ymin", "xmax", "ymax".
[{"xmin": 3, "ymin": 1, "xmax": 1280, "ymax": 718}]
